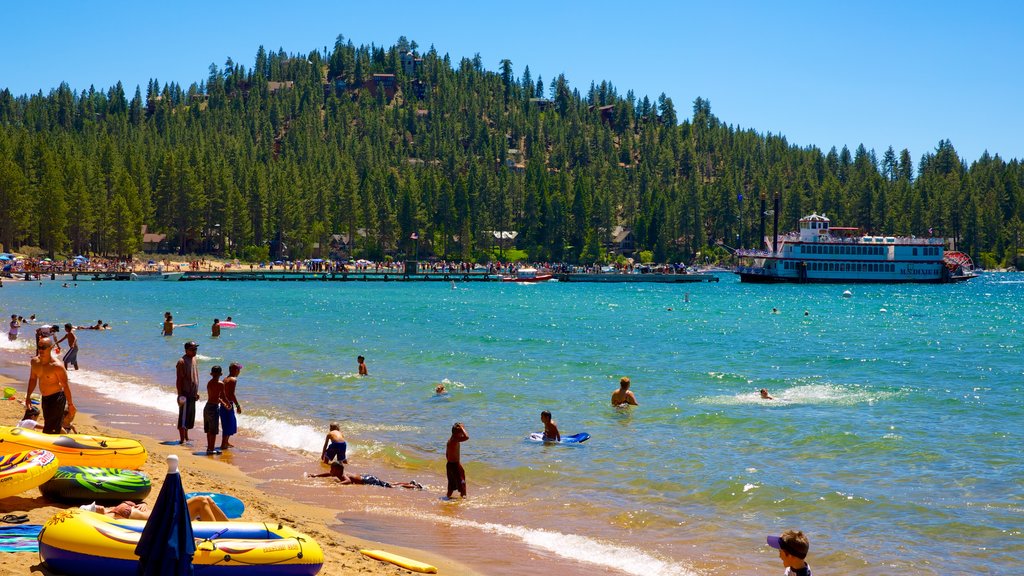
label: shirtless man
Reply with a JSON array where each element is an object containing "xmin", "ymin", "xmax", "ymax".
[
  {"xmin": 26, "ymin": 337, "xmax": 74, "ymax": 434},
  {"xmin": 540, "ymin": 410, "xmax": 560, "ymax": 442},
  {"xmin": 163, "ymin": 315, "xmax": 175, "ymax": 336},
  {"xmin": 203, "ymin": 365, "xmax": 229, "ymax": 454},
  {"xmin": 56, "ymin": 324, "xmax": 79, "ymax": 370},
  {"xmin": 446, "ymin": 422, "xmax": 469, "ymax": 498},
  {"xmin": 219, "ymin": 363, "xmax": 242, "ymax": 450},
  {"xmin": 357, "ymin": 355, "xmax": 368, "ymax": 376},
  {"xmin": 611, "ymin": 377, "xmax": 638, "ymax": 406},
  {"xmin": 211, "ymin": 319, "xmax": 221, "ymax": 338},
  {"xmin": 176, "ymin": 341, "xmax": 201, "ymax": 444}
]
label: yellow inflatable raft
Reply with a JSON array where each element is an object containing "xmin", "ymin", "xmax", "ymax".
[
  {"xmin": 40, "ymin": 509, "xmax": 324, "ymax": 575},
  {"xmin": 0, "ymin": 449, "xmax": 58, "ymax": 499},
  {"xmin": 0, "ymin": 426, "xmax": 147, "ymax": 469},
  {"xmin": 360, "ymin": 549, "xmax": 438, "ymax": 573}
]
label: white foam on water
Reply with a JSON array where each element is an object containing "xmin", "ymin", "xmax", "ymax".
[
  {"xmin": 701, "ymin": 383, "xmax": 902, "ymax": 407},
  {"xmin": 365, "ymin": 506, "xmax": 696, "ymax": 576},
  {"xmin": 67, "ymin": 368, "xmax": 324, "ymax": 453},
  {"xmin": 0, "ymin": 338, "xmax": 33, "ymax": 352}
]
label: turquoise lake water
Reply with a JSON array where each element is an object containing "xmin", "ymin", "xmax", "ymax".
[{"xmin": 1, "ymin": 274, "xmax": 1021, "ymax": 574}]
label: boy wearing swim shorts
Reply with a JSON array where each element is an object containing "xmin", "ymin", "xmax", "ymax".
[{"xmin": 446, "ymin": 422, "xmax": 469, "ymax": 498}]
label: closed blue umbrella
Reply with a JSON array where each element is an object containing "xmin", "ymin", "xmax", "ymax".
[{"xmin": 134, "ymin": 455, "xmax": 195, "ymax": 575}]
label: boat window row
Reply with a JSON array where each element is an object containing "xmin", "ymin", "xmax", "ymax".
[
  {"xmin": 912, "ymin": 247, "xmax": 940, "ymax": 256},
  {"xmin": 798, "ymin": 244, "xmax": 886, "ymax": 256},
  {"xmin": 784, "ymin": 261, "xmax": 896, "ymax": 273}
]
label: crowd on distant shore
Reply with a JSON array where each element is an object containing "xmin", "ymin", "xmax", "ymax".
[{"xmin": 2, "ymin": 252, "xmax": 707, "ymax": 281}]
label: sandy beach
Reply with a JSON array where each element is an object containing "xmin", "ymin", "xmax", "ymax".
[{"xmin": 0, "ymin": 373, "xmax": 477, "ymax": 576}]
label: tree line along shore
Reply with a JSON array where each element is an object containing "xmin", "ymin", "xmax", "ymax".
[{"xmin": 0, "ymin": 34, "xmax": 1021, "ymax": 270}]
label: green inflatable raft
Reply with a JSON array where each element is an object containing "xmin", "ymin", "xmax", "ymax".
[{"xmin": 39, "ymin": 466, "xmax": 151, "ymax": 503}]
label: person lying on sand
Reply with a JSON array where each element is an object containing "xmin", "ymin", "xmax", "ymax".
[
  {"xmin": 82, "ymin": 495, "xmax": 229, "ymax": 521},
  {"xmin": 337, "ymin": 473, "xmax": 422, "ymax": 490}
]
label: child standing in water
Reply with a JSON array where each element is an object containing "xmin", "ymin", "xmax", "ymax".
[
  {"xmin": 445, "ymin": 422, "xmax": 469, "ymax": 498},
  {"xmin": 357, "ymin": 355, "xmax": 368, "ymax": 375}
]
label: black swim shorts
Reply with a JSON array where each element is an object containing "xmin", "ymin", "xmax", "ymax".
[
  {"xmin": 41, "ymin": 391, "xmax": 66, "ymax": 434},
  {"xmin": 446, "ymin": 461, "xmax": 465, "ymax": 495},
  {"xmin": 178, "ymin": 398, "xmax": 196, "ymax": 430},
  {"xmin": 202, "ymin": 402, "xmax": 219, "ymax": 434}
]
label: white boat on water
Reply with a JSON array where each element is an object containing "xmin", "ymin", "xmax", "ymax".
[
  {"xmin": 736, "ymin": 213, "xmax": 976, "ymax": 283},
  {"xmin": 129, "ymin": 271, "xmax": 184, "ymax": 281},
  {"xmin": 502, "ymin": 267, "xmax": 554, "ymax": 282},
  {"xmin": 129, "ymin": 272, "xmax": 162, "ymax": 281}
]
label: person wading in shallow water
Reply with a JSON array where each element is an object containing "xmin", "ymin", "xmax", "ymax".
[
  {"xmin": 219, "ymin": 363, "xmax": 242, "ymax": 450},
  {"xmin": 611, "ymin": 377, "xmax": 638, "ymax": 406}
]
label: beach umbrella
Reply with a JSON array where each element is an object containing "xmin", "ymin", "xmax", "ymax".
[{"xmin": 134, "ymin": 454, "xmax": 195, "ymax": 575}]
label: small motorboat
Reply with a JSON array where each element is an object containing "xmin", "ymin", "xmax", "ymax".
[{"xmin": 502, "ymin": 267, "xmax": 554, "ymax": 282}]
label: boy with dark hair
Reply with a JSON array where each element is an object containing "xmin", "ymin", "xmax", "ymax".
[
  {"xmin": 203, "ymin": 365, "xmax": 227, "ymax": 454},
  {"xmin": 540, "ymin": 410, "xmax": 560, "ymax": 442},
  {"xmin": 446, "ymin": 422, "xmax": 469, "ymax": 498},
  {"xmin": 766, "ymin": 529, "xmax": 811, "ymax": 576}
]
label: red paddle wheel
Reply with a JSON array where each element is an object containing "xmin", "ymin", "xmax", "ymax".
[{"xmin": 943, "ymin": 251, "xmax": 976, "ymax": 277}]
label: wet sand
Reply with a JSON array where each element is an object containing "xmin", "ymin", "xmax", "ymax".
[{"xmin": 0, "ymin": 373, "xmax": 479, "ymax": 576}]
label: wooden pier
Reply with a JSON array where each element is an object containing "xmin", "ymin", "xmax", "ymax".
[
  {"xmin": 178, "ymin": 271, "xmax": 501, "ymax": 282},
  {"xmin": 555, "ymin": 272, "xmax": 719, "ymax": 283},
  {"xmin": 49, "ymin": 270, "xmax": 719, "ymax": 283}
]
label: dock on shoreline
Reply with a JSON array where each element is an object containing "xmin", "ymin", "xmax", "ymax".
[{"xmin": 52, "ymin": 270, "xmax": 721, "ymax": 283}]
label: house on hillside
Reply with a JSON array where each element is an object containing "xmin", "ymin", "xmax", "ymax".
[
  {"xmin": 325, "ymin": 76, "xmax": 348, "ymax": 98},
  {"xmin": 267, "ymin": 81, "xmax": 295, "ymax": 94},
  {"xmin": 364, "ymin": 74, "xmax": 397, "ymax": 100},
  {"xmin": 328, "ymin": 229, "xmax": 371, "ymax": 258},
  {"xmin": 140, "ymin": 225, "xmax": 168, "ymax": 252},
  {"xmin": 400, "ymin": 51, "xmax": 423, "ymax": 77},
  {"xmin": 529, "ymin": 98, "xmax": 553, "ymax": 110},
  {"xmin": 594, "ymin": 104, "xmax": 615, "ymax": 123},
  {"xmin": 608, "ymin": 226, "xmax": 635, "ymax": 256}
]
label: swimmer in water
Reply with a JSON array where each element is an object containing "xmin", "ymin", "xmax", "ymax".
[
  {"xmin": 760, "ymin": 388, "xmax": 774, "ymax": 400},
  {"xmin": 540, "ymin": 410, "xmax": 560, "ymax": 442},
  {"xmin": 435, "ymin": 383, "xmax": 448, "ymax": 395},
  {"xmin": 611, "ymin": 377, "xmax": 638, "ymax": 406}
]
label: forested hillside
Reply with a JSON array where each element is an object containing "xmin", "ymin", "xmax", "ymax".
[{"xmin": 0, "ymin": 35, "xmax": 1021, "ymax": 268}]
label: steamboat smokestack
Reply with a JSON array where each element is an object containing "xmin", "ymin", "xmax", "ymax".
[
  {"xmin": 772, "ymin": 194, "xmax": 780, "ymax": 255},
  {"xmin": 759, "ymin": 194, "xmax": 766, "ymax": 251}
]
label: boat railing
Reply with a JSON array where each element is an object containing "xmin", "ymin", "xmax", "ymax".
[{"xmin": 784, "ymin": 233, "xmax": 945, "ymax": 246}]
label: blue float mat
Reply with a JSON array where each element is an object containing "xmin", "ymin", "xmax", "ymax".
[
  {"xmin": 0, "ymin": 525, "xmax": 42, "ymax": 553},
  {"xmin": 184, "ymin": 492, "xmax": 244, "ymax": 519}
]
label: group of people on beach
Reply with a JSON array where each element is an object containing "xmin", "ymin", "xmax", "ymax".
[{"xmin": 174, "ymin": 340, "xmax": 242, "ymax": 454}]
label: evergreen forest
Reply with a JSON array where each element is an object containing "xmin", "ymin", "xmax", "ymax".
[{"xmin": 0, "ymin": 34, "xmax": 1021, "ymax": 269}]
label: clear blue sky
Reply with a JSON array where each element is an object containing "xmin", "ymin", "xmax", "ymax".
[{"xmin": 4, "ymin": 1, "xmax": 1022, "ymax": 163}]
